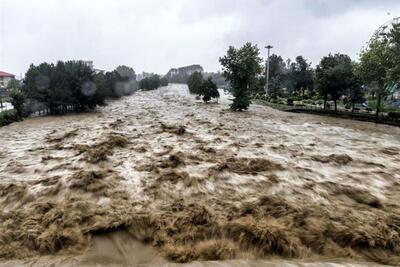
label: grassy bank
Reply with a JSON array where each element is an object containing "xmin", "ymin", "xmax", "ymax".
[{"xmin": 254, "ymin": 99, "xmax": 400, "ymax": 127}]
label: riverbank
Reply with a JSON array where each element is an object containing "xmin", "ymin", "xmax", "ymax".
[{"xmin": 253, "ymin": 99, "xmax": 400, "ymax": 127}]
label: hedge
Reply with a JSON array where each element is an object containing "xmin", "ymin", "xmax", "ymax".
[
  {"xmin": 388, "ymin": 111, "xmax": 400, "ymax": 118},
  {"xmin": 0, "ymin": 109, "xmax": 21, "ymax": 127}
]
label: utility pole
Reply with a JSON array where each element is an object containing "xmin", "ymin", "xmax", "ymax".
[{"xmin": 265, "ymin": 45, "xmax": 273, "ymax": 95}]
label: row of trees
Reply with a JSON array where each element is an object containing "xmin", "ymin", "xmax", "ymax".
[
  {"xmin": 219, "ymin": 22, "xmax": 400, "ymax": 116},
  {"xmin": 187, "ymin": 72, "xmax": 220, "ymax": 102},
  {"xmin": 21, "ymin": 62, "xmax": 139, "ymax": 115},
  {"xmin": 139, "ymin": 75, "xmax": 168, "ymax": 91}
]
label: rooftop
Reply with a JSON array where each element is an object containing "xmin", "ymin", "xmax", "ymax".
[{"xmin": 0, "ymin": 71, "xmax": 15, "ymax": 77}]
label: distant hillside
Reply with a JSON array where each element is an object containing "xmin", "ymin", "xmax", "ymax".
[{"xmin": 165, "ymin": 64, "xmax": 204, "ymax": 84}]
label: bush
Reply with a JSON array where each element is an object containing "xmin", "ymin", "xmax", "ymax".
[
  {"xmin": 160, "ymin": 77, "xmax": 169, "ymax": 87},
  {"xmin": 294, "ymin": 103, "xmax": 306, "ymax": 107},
  {"xmin": 10, "ymin": 89, "xmax": 26, "ymax": 117},
  {"xmin": 199, "ymin": 77, "xmax": 219, "ymax": 103},
  {"xmin": 139, "ymin": 75, "xmax": 161, "ymax": 91},
  {"xmin": 388, "ymin": 111, "xmax": 400, "ymax": 118},
  {"xmin": 187, "ymin": 72, "xmax": 203, "ymax": 94},
  {"xmin": 0, "ymin": 109, "xmax": 21, "ymax": 127},
  {"xmin": 287, "ymin": 99, "xmax": 294, "ymax": 106}
]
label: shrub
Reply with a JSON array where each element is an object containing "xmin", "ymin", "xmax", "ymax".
[
  {"xmin": 294, "ymin": 103, "xmax": 306, "ymax": 107},
  {"xmin": 388, "ymin": 111, "xmax": 400, "ymax": 118},
  {"xmin": 160, "ymin": 77, "xmax": 169, "ymax": 87},
  {"xmin": 0, "ymin": 109, "xmax": 21, "ymax": 127},
  {"xmin": 187, "ymin": 72, "xmax": 203, "ymax": 94},
  {"xmin": 199, "ymin": 77, "xmax": 220, "ymax": 103},
  {"xmin": 139, "ymin": 75, "xmax": 161, "ymax": 91},
  {"xmin": 10, "ymin": 89, "xmax": 26, "ymax": 117}
]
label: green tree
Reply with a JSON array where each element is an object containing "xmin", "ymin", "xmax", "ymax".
[
  {"xmin": 7, "ymin": 78, "xmax": 21, "ymax": 90},
  {"xmin": 386, "ymin": 23, "xmax": 400, "ymax": 84},
  {"xmin": 160, "ymin": 77, "xmax": 169, "ymax": 87},
  {"xmin": 267, "ymin": 54, "xmax": 286, "ymax": 98},
  {"xmin": 347, "ymin": 76, "xmax": 365, "ymax": 113},
  {"xmin": 316, "ymin": 53, "xmax": 355, "ymax": 111},
  {"xmin": 200, "ymin": 77, "xmax": 220, "ymax": 103},
  {"xmin": 187, "ymin": 72, "xmax": 203, "ymax": 94},
  {"xmin": 23, "ymin": 61, "xmax": 106, "ymax": 115},
  {"xmin": 359, "ymin": 39, "xmax": 392, "ymax": 120},
  {"xmin": 116, "ymin": 65, "xmax": 136, "ymax": 80},
  {"xmin": 219, "ymin": 42, "xmax": 263, "ymax": 111},
  {"xmin": 10, "ymin": 88, "xmax": 25, "ymax": 118},
  {"xmin": 291, "ymin": 56, "xmax": 314, "ymax": 99},
  {"xmin": 139, "ymin": 75, "xmax": 161, "ymax": 91}
]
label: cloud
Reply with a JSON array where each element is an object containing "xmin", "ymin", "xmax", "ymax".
[{"xmin": 0, "ymin": 0, "xmax": 399, "ymax": 76}]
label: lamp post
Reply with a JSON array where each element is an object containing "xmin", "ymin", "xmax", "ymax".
[{"xmin": 265, "ymin": 45, "xmax": 273, "ymax": 95}]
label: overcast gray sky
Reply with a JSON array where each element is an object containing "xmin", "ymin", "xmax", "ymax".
[{"xmin": 0, "ymin": 0, "xmax": 399, "ymax": 76}]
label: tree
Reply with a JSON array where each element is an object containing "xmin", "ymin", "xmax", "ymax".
[
  {"xmin": 359, "ymin": 38, "xmax": 393, "ymax": 120},
  {"xmin": 160, "ymin": 77, "xmax": 169, "ymax": 87},
  {"xmin": 386, "ymin": 23, "xmax": 400, "ymax": 84},
  {"xmin": 200, "ymin": 77, "xmax": 220, "ymax": 103},
  {"xmin": 23, "ymin": 61, "xmax": 106, "ymax": 115},
  {"xmin": 348, "ymin": 77, "xmax": 364, "ymax": 113},
  {"xmin": 187, "ymin": 72, "xmax": 203, "ymax": 95},
  {"xmin": 139, "ymin": 75, "xmax": 161, "ymax": 91},
  {"xmin": 7, "ymin": 78, "xmax": 21, "ymax": 90},
  {"xmin": 219, "ymin": 42, "xmax": 263, "ymax": 111},
  {"xmin": 291, "ymin": 56, "xmax": 314, "ymax": 99},
  {"xmin": 116, "ymin": 65, "xmax": 136, "ymax": 80},
  {"xmin": 267, "ymin": 54, "xmax": 286, "ymax": 98},
  {"xmin": 316, "ymin": 53, "xmax": 355, "ymax": 111},
  {"xmin": 10, "ymin": 88, "xmax": 25, "ymax": 118}
]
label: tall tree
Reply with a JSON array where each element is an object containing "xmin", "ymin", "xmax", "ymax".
[
  {"xmin": 267, "ymin": 54, "xmax": 286, "ymax": 98},
  {"xmin": 187, "ymin": 72, "xmax": 203, "ymax": 95},
  {"xmin": 359, "ymin": 36, "xmax": 393, "ymax": 120},
  {"xmin": 316, "ymin": 53, "xmax": 355, "ymax": 111},
  {"xmin": 116, "ymin": 65, "xmax": 136, "ymax": 80},
  {"xmin": 219, "ymin": 42, "xmax": 263, "ymax": 111},
  {"xmin": 348, "ymin": 76, "xmax": 364, "ymax": 113},
  {"xmin": 291, "ymin": 56, "xmax": 314, "ymax": 99},
  {"xmin": 10, "ymin": 89, "xmax": 25, "ymax": 118}
]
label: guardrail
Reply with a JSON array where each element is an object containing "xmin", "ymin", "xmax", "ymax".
[{"xmin": 253, "ymin": 99, "xmax": 400, "ymax": 127}]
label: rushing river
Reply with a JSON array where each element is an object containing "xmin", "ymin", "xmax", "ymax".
[{"xmin": 0, "ymin": 84, "xmax": 399, "ymax": 266}]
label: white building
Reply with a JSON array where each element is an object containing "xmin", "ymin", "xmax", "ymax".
[{"xmin": 0, "ymin": 71, "xmax": 15, "ymax": 89}]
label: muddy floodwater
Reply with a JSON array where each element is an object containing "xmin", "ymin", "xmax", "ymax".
[{"xmin": 1, "ymin": 84, "xmax": 400, "ymax": 267}]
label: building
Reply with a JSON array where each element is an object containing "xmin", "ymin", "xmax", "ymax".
[
  {"xmin": 0, "ymin": 71, "xmax": 15, "ymax": 89},
  {"xmin": 165, "ymin": 65, "xmax": 204, "ymax": 83}
]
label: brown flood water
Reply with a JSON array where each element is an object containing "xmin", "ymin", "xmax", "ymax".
[{"xmin": 0, "ymin": 84, "xmax": 400, "ymax": 266}]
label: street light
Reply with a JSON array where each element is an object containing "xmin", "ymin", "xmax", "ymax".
[{"xmin": 265, "ymin": 45, "xmax": 273, "ymax": 95}]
